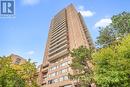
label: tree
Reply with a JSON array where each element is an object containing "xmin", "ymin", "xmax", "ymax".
[
  {"xmin": 96, "ymin": 12, "xmax": 130, "ymax": 47},
  {"xmin": 69, "ymin": 46, "xmax": 94, "ymax": 87},
  {"xmin": 96, "ymin": 25, "xmax": 116, "ymax": 47},
  {"xmin": 112, "ymin": 12, "xmax": 130, "ymax": 35},
  {"xmin": 20, "ymin": 59, "xmax": 39, "ymax": 87},
  {"xmin": 0, "ymin": 56, "xmax": 25, "ymax": 87},
  {"xmin": 0, "ymin": 56, "xmax": 39, "ymax": 87},
  {"xmin": 93, "ymin": 34, "xmax": 130, "ymax": 87}
]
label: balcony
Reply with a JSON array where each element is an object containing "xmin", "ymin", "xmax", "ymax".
[
  {"xmin": 49, "ymin": 37, "xmax": 67, "ymax": 48},
  {"xmin": 42, "ymin": 67, "xmax": 48, "ymax": 73},
  {"xmin": 42, "ymin": 63, "xmax": 49, "ymax": 68},
  {"xmin": 49, "ymin": 42, "xmax": 68, "ymax": 53},
  {"xmin": 42, "ymin": 80, "xmax": 46, "ymax": 86},
  {"xmin": 54, "ymin": 15, "xmax": 66, "ymax": 24},
  {"xmin": 43, "ymin": 75, "xmax": 47, "ymax": 78},
  {"xmin": 52, "ymin": 25, "xmax": 66, "ymax": 37},
  {"xmin": 50, "ymin": 35, "xmax": 67, "ymax": 45},
  {"xmin": 48, "ymin": 49, "xmax": 69, "ymax": 62},
  {"xmin": 53, "ymin": 18, "xmax": 66, "ymax": 27},
  {"xmin": 49, "ymin": 44, "xmax": 68, "ymax": 56},
  {"xmin": 51, "ymin": 27, "xmax": 66, "ymax": 39},
  {"xmin": 52, "ymin": 20, "xmax": 66, "ymax": 32},
  {"xmin": 51, "ymin": 29, "xmax": 67, "ymax": 41},
  {"xmin": 49, "ymin": 40, "xmax": 68, "ymax": 52}
]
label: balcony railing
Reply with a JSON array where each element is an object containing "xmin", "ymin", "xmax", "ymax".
[
  {"xmin": 50, "ymin": 35, "xmax": 67, "ymax": 45},
  {"xmin": 49, "ymin": 44, "xmax": 68, "ymax": 56},
  {"xmin": 51, "ymin": 29, "xmax": 67, "ymax": 41},
  {"xmin": 49, "ymin": 37, "xmax": 67, "ymax": 48},
  {"xmin": 42, "ymin": 67, "xmax": 48, "ymax": 73},
  {"xmin": 49, "ymin": 40, "xmax": 68, "ymax": 52},
  {"xmin": 48, "ymin": 49, "xmax": 69, "ymax": 62}
]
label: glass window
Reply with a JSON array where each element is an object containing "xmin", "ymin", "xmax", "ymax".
[
  {"xmin": 48, "ymin": 80, "xmax": 53, "ymax": 84},
  {"xmin": 49, "ymin": 66, "xmax": 57, "ymax": 71},
  {"xmin": 52, "ymin": 66, "xmax": 56, "ymax": 70},
  {"xmin": 15, "ymin": 58, "xmax": 21, "ymax": 64},
  {"xmin": 48, "ymin": 74, "xmax": 50, "ymax": 78},
  {"xmin": 51, "ymin": 72, "xmax": 56, "ymax": 77},
  {"xmin": 64, "ymin": 76, "xmax": 68, "ymax": 80},
  {"xmin": 48, "ymin": 79, "xmax": 59, "ymax": 84},
  {"xmin": 56, "ymin": 65, "xmax": 59, "ymax": 68},
  {"xmin": 60, "ymin": 62, "xmax": 68, "ymax": 67},
  {"xmin": 60, "ymin": 68, "xmax": 68, "ymax": 74},
  {"xmin": 56, "ymin": 71, "xmax": 58, "ymax": 75},
  {"xmin": 59, "ymin": 75, "xmax": 69, "ymax": 82},
  {"xmin": 59, "ymin": 77, "xmax": 64, "ymax": 82},
  {"xmin": 54, "ymin": 78, "xmax": 58, "ymax": 83},
  {"xmin": 49, "ymin": 71, "xmax": 58, "ymax": 78},
  {"xmin": 45, "ymin": 77, "xmax": 47, "ymax": 80}
]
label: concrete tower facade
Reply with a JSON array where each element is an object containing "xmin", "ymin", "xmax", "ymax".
[{"xmin": 39, "ymin": 4, "xmax": 94, "ymax": 87}]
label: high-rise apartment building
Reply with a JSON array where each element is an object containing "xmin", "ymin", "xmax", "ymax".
[{"xmin": 39, "ymin": 4, "xmax": 94, "ymax": 87}]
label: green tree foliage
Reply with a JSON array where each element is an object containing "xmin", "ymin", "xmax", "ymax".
[
  {"xmin": 96, "ymin": 25, "xmax": 116, "ymax": 47},
  {"xmin": 0, "ymin": 56, "xmax": 25, "ymax": 87},
  {"xmin": 0, "ymin": 56, "xmax": 39, "ymax": 87},
  {"xmin": 112, "ymin": 12, "xmax": 130, "ymax": 35},
  {"xmin": 93, "ymin": 34, "xmax": 130, "ymax": 87},
  {"xmin": 96, "ymin": 12, "xmax": 130, "ymax": 47},
  {"xmin": 70, "ymin": 12, "xmax": 130, "ymax": 87},
  {"xmin": 20, "ymin": 59, "xmax": 39, "ymax": 87},
  {"xmin": 69, "ymin": 46, "xmax": 94, "ymax": 87}
]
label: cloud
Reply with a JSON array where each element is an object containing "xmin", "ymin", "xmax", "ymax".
[
  {"xmin": 78, "ymin": 6, "xmax": 95, "ymax": 17},
  {"xmin": 22, "ymin": 0, "xmax": 40, "ymax": 5},
  {"xmin": 80, "ymin": 10, "xmax": 95, "ymax": 17},
  {"xmin": 27, "ymin": 51, "xmax": 35, "ymax": 55},
  {"xmin": 95, "ymin": 18, "xmax": 112, "ymax": 28}
]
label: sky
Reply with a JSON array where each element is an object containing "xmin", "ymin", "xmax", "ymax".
[{"xmin": 0, "ymin": 0, "xmax": 130, "ymax": 66}]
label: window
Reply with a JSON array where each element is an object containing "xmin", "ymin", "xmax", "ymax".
[
  {"xmin": 60, "ymin": 61, "xmax": 71, "ymax": 67},
  {"xmin": 56, "ymin": 65, "xmax": 59, "ymax": 69},
  {"xmin": 59, "ymin": 76, "xmax": 69, "ymax": 82},
  {"xmin": 15, "ymin": 58, "xmax": 21, "ymax": 64},
  {"xmin": 49, "ymin": 71, "xmax": 58, "ymax": 78},
  {"xmin": 49, "ymin": 66, "xmax": 58, "ymax": 71},
  {"xmin": 60, "ymin": 62, "xmax": 66, "ymax": 67},
  {"xmin": 48, "ymin": 78, "xmax": 59, "ymax": 84},
  {"xmin": 51, "ymin": 72, "xmax": 56, "ymax": 77},
  {"xmin": 48, "ymin": 80, "xmax": 53, "ymax": 84},
  {"xmin": 60, "ymin": 61, "xmax": 68, "ymax": 67},
  {"xmin": 60, "ymin": 68, "xmax": 68, "ymax": 74},
  {"xmin": 55, "ymin": 71, "xmax": 58, "ymax": 75},
  {"xmin": 44, "ymin": 77, "xmax": 47, "ymax": 80},
  {"xmin": 52, "ymin": 66, "xmax": 56, "ymax": 70},
  {"xmin": 48, "ymin": 74, "xmax": 50, "ymax": 78},
  {"xmin": 64, "ymin": 76, "xmax": 69, "ymax": 80},
  {"xmin": 54, "ymin": 78, "xmax": 58, "ymax": 83},
  {"xmin": 59, "ymin": 76, "xmax": 64, "ymax": 82}
]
